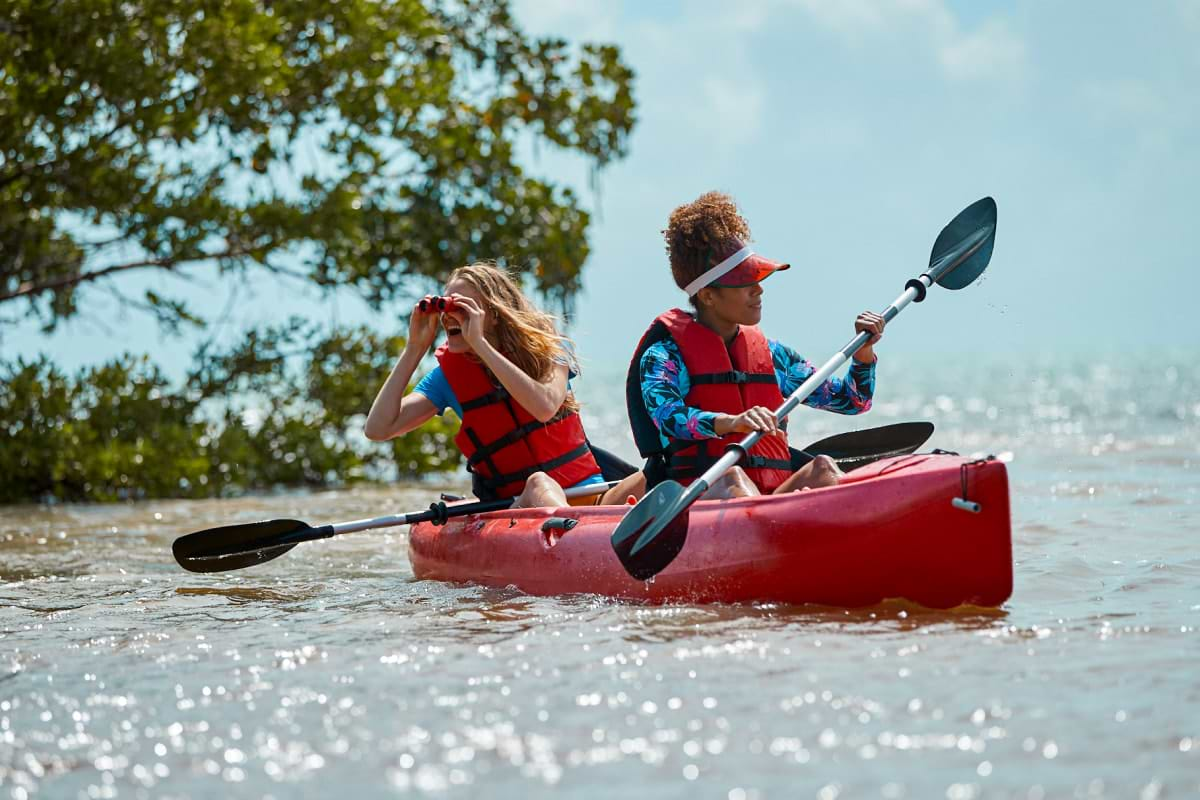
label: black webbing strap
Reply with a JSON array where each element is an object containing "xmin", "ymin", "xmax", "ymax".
[
  {"xmin": 460, "ymin": 387, "xmax": 510, "ymax": 413},
  {"xmin": 465, "ymin": 427, "xmax": 501, "ymax": 479},
  {"xmin": 464, "ymin": 409, "xmax": 573, "ymax": 468},
  {"xmin": 473, "ymin": 442, "xmax": 594, "ymax": 493},
  {"xmin": 744, "ymin": 455, "xmax": 794, "ymax": 470},
  {"xmin": 668, "ymin": 452, "xmax": 792, "ymax": 477},
  {"xmin": 689, "ymin": 370, "xmax": 776, "ymax": 386}
]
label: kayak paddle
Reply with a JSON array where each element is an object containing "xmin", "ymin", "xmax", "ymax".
[
  {"xmin": 173, "ymin": 479, "xmax": 620, "ymax": 574},
  {"xmin": 793, "ymin": 421, "xmax": 934, "ymax": 471},
  {"xmin": 611, "ymin": 197, "xmax": 997, "ymax": 581}
]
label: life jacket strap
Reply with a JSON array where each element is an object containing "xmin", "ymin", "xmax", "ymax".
[
  {"xmin": 471, "ymin": 442, "xmax": 594, "ymax": 493},
  {"xmin": 668, "ymin": 452, "xmax": 792, "ymax": 476},
  {"xmin": 460, "ymin": 387, "xmax": 510, "ymax": 413},
  {"xmin": 464, "ymin": 408, "xmax": 574, "ymax": 469},
  {"xmin": 688, "ymin": 370, "xmax": 776, "ymax": 386},
  {"xmin": 464, "ymin": 427, "xmax": 500, "ymax": 479}
]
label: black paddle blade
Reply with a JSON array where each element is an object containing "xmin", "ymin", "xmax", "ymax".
[
  {"xmin": 803, "ymin": 421, "xmax": 934, "ymax": 470},
  {"xmin": 928, "ymin": 197, "xmax": 996, "ymax": 290},
  {"xmin": 172, "ymin": 518, "xmax": 310, "ymax": 573},
  {"xmin": 611, "ymin": 480, "xmax": 690, "ymax": 581}
]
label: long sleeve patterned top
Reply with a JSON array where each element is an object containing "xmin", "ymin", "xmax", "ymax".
[{"xmin": 639, "ymin": 337, "xmax": 876, "ymax": 446}]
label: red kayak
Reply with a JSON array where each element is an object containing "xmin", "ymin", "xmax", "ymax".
[{"xmin": 408, "ymin": 453, "xmax": 1012, "ymax": 608}]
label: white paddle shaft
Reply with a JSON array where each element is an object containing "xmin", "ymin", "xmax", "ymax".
[
  {"xmin": 686, "ymin": 276, "xmax": 933, "ymax": 499},
  {"xmin": 329, "ymin": 479, "xmax": 619, "ymax": 535}
]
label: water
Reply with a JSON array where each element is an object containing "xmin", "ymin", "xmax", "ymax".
[{"xmin": 2, "ymin": 354, "xmax": 1198, "ymax": 799}]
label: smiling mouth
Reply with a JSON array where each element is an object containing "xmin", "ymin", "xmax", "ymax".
[{"xmin": 445, "ymin": 326, "xmax": 462, "ymax": 337}]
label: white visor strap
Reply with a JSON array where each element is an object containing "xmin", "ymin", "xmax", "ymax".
[{"xmin": 683, "ymin": 246, "xmax": 755, "ymax": 297}]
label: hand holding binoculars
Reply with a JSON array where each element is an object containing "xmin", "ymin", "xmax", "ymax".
[{"xmin": 418, "ymin": 295, "xmax": 459, "ymax": 313}]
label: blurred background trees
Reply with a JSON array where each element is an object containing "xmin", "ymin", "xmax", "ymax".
[
  {"xmin": 0, "ymin": 324, "xmax": 463, "ymax": 502},
  {"xmin": 0, "ymin": 0, "xmax": 636, "ymax": 502}
]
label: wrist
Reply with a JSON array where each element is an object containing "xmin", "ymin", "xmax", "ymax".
[
  {"xmin": 470, "ymin": 337, "xmax": 498, "ymax": 362},
  {"xmin": 852, "ymin": 347, "xmax": 876, "ymax": 364},
  {"xmin": 713, "ymin": 413, "xmax": 733, "ymax": 436}
]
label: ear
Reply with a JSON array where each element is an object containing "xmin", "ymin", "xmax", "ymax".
[{"xmin": 694, "ymin": 287, "xmax": 715, "ymax": 309}]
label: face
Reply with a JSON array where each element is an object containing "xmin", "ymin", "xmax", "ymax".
[
  {"xmin": 698, "ymin": 282, "xmax": 763, "ymax": 326},
  {"xmin": 441, "ymin": 277, "xmax": 487, "ymax": 353}
]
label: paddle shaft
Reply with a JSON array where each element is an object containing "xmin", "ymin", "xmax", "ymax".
[
  {"xmin": 680, "ymin": 312, "xmax": 900, "ymax": 499},
  {"xmin": 681, "ymin": 224, "xmax": 995, "ymax": 499},
  {"xmin": 316, "ymin": 479, "xmax": 618, "ymax": 539},
  {"xmin": 613, "ymin": 198, "xmax": 997, "ymax": 579}
]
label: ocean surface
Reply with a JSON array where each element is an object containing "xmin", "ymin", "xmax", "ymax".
[{"xmin": 2, "ymin": 353, "xmax": 1198, "ymax": 799}]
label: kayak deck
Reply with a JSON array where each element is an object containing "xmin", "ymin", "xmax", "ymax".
[{"xmin": 408, "ymin": 454, "xmax": 1012, "ymax": 608}]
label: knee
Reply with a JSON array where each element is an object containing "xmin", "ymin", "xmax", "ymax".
[
  {"xmin": 525, "ymin": 471, "xmax": 554, "ymax": 490},
  {"xmin": 811, "ymin": 455, "xmax": 842, "ymax": 478},
  {"xmin": 723, "ymin": 467, "xmax": 759, "ymax": 498},
  {"xmin": 514, "ymin": 471, "xmax": 559, "ymax": 509},
  {"xmin": 728, "ymin": 466, "xmax": 752, "ymax": 484}
]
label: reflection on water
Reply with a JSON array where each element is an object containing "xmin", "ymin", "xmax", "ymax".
[
  {"xmin": 174, "ymin": 586, "xmax": 319, "ymax": 604},
  {"xmin": 2, "ymin": 356, "xmax": 1199, "ymax": 798}
]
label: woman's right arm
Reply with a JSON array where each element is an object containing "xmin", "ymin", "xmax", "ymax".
[
  {"xmin": 364, "ymin": 300, "xmax": 442, "ymax": 441},
  {"xmin": 640, "ymin": 341, "xmax": 721, "ymax": 440},
  {"xmin": 364, "ymin": 349, "xmax": 440, "ymax": 441},
  {"xmin": 641, "ymin": 340, "xmax": 781, "ymax": 439}
]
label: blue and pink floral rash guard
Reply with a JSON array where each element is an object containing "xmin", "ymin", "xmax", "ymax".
[{"xmin": 639, "ymin": 337, "xmax": 876, "ymax": 448}]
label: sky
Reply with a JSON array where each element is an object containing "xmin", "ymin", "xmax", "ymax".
[{"xmin": 7, "ymin": 0, "xmax": 1199, "ymax": 377}]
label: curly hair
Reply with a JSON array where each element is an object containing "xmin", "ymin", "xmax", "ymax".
[
  {"xmin": 664, "ymin": 191, "xmax": 751, "ymax": 292},
  {"xmin": 446, "ymin": 262, "xmax": 580, "ymax": 414}
]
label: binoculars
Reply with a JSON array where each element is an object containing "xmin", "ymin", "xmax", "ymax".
[{"xmin": 418, "ymin": 296, "xmax": 458, "ymax": 313}]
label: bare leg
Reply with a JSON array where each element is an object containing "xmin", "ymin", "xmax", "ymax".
[
  {"xmin": 594, "ymin": 471, "xmax": 646, "ymax": 506},
  {"xmin": 773, "ymin": 454, "xmax": 843, "ymax": 494},
  {"xmin": 513, "ymin": 471, "xmax": 568, "ymax": 509},
  {"xmin": 700, "ymin": 466, "xmax": 760, "ymax": 500}
]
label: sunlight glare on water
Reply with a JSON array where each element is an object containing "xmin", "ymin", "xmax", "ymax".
[{"xmin": 1, "ymin": 354, "xmax": 1198, "ymax": 798}]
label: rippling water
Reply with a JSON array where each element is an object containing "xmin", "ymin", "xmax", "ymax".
[{"xmin": 3, "ymin": 355, "xmax": 1198, "ymax": 799}]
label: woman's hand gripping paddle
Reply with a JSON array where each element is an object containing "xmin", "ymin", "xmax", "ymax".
[
  {"xmin": 173, "ymin": 480, "xmax": 619, "ymax": 574},
  {"xmin": 611, "ymin": 197, "xmax": 997, "ymax": 581}
]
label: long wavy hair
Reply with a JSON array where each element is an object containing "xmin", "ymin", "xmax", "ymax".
[{"xmin": 446, "ymin": 263, "xmax": 581, "ymax": 414}]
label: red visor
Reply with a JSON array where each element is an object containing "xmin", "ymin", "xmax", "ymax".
[
  {"xmin": 712, "ymin": 252, "xmax": 790, "ymax": 288},
  {"xmin": 683, "ymin": 243, "xmax": 792, "ymax": 296}
]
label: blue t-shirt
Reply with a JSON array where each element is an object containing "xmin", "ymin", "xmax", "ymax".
[
  {"xmin": 413, "ymin": 365, "xmax": 604, "ymax": 490},
  {"xmin": 413, "ymin": 366, "xmax": 466, "ymax": 417}
]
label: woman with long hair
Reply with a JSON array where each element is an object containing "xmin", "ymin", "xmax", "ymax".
[{"xmin": 366, "ymin": 263, "xmax": 642, "ymax": 508}]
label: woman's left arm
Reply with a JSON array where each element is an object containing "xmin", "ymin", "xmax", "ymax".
[
  {"xmin": 477, "ymin": 348, "xmax": 569, "ymax": 422},
  {"xmin": 774, "ymin": 341, "xmax": 877, "ymax": 415},
  {"xmin": 450, "ymin": 294, "xmax": 569, "ymax": 422}
]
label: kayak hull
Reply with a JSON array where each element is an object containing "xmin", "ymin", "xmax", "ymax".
[{"xmin": 408, "ymin": 454, "xmax": 1012, "ymax": 608}]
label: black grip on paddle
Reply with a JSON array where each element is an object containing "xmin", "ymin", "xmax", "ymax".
[
  {"xmin": 906, "ymin": 278, "xmax": 928, "ymax": 303},
  {"xmin": 427, "ymin": 502, "xmax": 450, "ymax": 526},
  {"xmin": 723, "ymin": 442, "xmax": 750, "ymax": 460},
  {"xmin": 309, "ymin": 525, "xmax": 336, "ymax": 542}
]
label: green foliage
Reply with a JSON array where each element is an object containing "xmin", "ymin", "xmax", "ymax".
[
  {"xmin": 0, "ymin": 325, "xmax": 460, "ymax": 503},
  {"xmin": 0, "ymin": 0, "xmax": 634, "ymax": 503},
  {"xmin": 0, "ymin": 0, "xmax": 636, "ymax": 328}
]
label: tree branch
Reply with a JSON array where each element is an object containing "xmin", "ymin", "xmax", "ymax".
[{"xmin": 0, "ymin": 246, "xmax": 272, "ymax": 304}]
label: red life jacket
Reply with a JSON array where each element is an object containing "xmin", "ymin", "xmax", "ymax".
[
  {"xmin": 625, "ymin": 309, "xmax": 793, "ymax": 493},
  {"xmin": 436, "ymin": 345, "xmax": 601, "ymax": 499}
]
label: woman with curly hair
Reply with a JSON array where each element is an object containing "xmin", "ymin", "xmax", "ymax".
[
  {"xmin": 367, "ymin": 262, "xmax": 643, "ymax": 508},
  {"xmin": 626, "ymin": 192, "xmax": 886, "ymax": 499}
]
